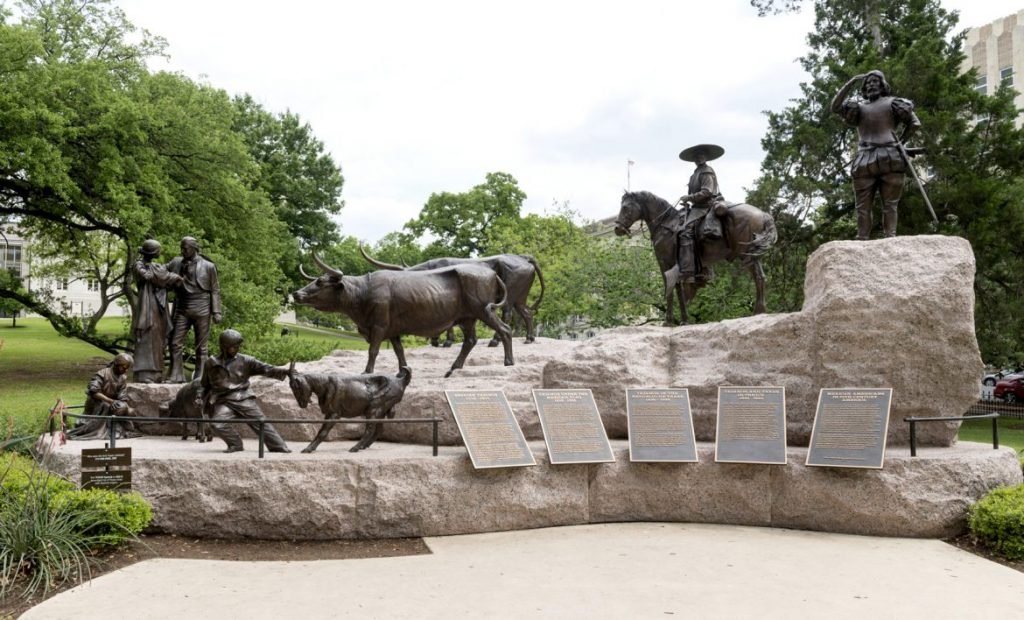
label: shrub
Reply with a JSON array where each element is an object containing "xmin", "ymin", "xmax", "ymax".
[
  {"xmin": 968, "ymin": 484, "xmax": 1024, "ymax": 560},
  {"xmin": 0, "ymin": 454, "xmax": 153, "ymax": 599},
  {"xmin": 243, "ymin": 336, "xmax": 341, "ymax": 365}
]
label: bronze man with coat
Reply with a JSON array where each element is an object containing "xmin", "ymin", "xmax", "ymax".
[
  {"xmin": 831, "ymin": 70, "xmax": 921, "ymax": 240},
  {"xmin": 165, "ymin": 237, "xmax": 222, "ymax": 383}
]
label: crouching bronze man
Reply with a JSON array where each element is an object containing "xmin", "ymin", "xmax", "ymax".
[
  {"xmin": 831, "ymin": 70, "xmax": 921, "ymax": 240},
  {"xmin": 677, "ymin": 143, "xmax": 728, "ymax": 284},
  {"xmin": 67, "ymin": 353, "xmax": 142, "ymax": 440},
  {"xmin": 197, "ymin": 329, "xmax": 292, "ymax": 454}
]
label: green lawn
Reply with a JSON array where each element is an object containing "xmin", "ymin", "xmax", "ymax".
[
  {"xmin": 959, "ymin": 417, "xmax": 1024, "ymax": 455},
  {"xmin": 0, "ymin": 317, "xmax": 368, "ymax": 440}
]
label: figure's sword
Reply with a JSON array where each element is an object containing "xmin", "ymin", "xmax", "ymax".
[{"xmin": 891, "ymin": 131, "xmax": 938, "ymax": 224}]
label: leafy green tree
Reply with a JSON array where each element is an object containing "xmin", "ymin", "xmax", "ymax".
[
  {"xmin": 0, "ymin": 268, "xmax": 25, "ymax": 326},
  {"xmin": 405, "ymin": 172, "xmax": 525, "ymax": 257},
  {"xmin": 749, "ymin": 0, "xmax": 1024, "ymax": 362},
  {"xmin": 0, "ymin": 1, "xmax": 304, "ymax": 349},
  {"xmin": 232, "ymin": 95, "xmax": 344, "ymax": 249}
]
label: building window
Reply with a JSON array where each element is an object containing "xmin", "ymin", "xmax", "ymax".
[
  {"xmin": 1000, "ymin": 66, "xmax": 1014, "ymax": 87},
  {"xmin": 86, "ymin": 279, "xmax": 99, "ymax": 292},
  {"xmin": 975, "ymin": 76, "xmax": 987, "ymax": 95},
  {"xmin": 1, "ymin": 245, "xmax": 21, "ymax": 271},
  {"xmin": 57, "ymin": 278, "xmax": 69, "ymax": 291}
]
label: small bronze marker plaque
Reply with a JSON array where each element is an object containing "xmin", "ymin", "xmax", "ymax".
[
  {"xmin": 81, "ymin": 447, "xmax": 132, "ymax": 468},
  {"xmin": 81, "ymin": 469, "xmax": 132, "ymax": 491},
  {"xmin": 446, "ymin": 390, "xmax": 536, "ymax": 469},
  {"xmin": 715, "ymin": 386, "xmax": 787, "ymax": 465},
  {"xmin": 533, "ymin": 389, "xmax": 615, "ymax": 464},
  {"xmin": 627, "ymin": 388, "xmax": 698, "ymax": 462},
  {"xmin": 807, "ymin": 388, "xmax": 892, "ymax": 469}
]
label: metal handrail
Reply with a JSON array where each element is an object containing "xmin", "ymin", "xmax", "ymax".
[
  {"xmin": 54, "ymin": 411, "xmax": 441, "ymax": 458},
  {"xmin": 904, "ymin": 413, "xmax": 999, "ymax": 457}
]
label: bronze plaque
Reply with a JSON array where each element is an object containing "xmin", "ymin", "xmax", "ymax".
[
  {"xmin": 81, "ymin": 469, "xmax": 132, "ymax": 491},
  {"xmin": 807, "ymin": 388, "xmax": 892, "ymax": 469},
  {"xmin": 532, "ymin": 389, "xmax": 615, "ymax": 464},
  {"xmin": 81, "ymin": 447, "xmax": 132, "ymax": 468},
  {"xmin": 627, "ymin": 388, "xmax": 698, "ymax": 462},
  {"xmin": 445, "ymin": 390, "xmax": 536, "ymax": 469},
  {"xmin": 715, "ymin": 386, "xmax": 787, "ymax": 464}
]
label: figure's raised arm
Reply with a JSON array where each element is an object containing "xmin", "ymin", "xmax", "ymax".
[{"xmin": 830, "ymin": 74, "xmax": 865, "ymax": 114}]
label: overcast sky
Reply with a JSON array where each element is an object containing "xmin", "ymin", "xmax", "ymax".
[{"xmin": 117, "ymin": 0, "xmax": 1023, "ymax": 244}]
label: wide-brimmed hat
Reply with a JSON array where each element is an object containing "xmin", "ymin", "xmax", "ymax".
[{"xmin": 678, "ymin": 144, "xmax": 725, "ymax": 162}]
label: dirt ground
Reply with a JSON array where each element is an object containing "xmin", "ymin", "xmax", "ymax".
[{"xmin": 0, "ymin": 534, "xmax": 430, "ymax": 618}]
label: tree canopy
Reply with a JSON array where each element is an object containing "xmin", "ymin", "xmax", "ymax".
[{"xmin": 0, "ymin": 0, "xmax": 343, "ymax": 351}]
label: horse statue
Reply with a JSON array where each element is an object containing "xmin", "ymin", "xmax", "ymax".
[{"xmin": 614, "ymin": 190, "xmax": 777, "ymax": 325}]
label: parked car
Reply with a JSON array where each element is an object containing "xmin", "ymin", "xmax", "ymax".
[
  {"xmin": 993, "ymin": 376, "xmax": 1024, "ymax": 403},
  {"xmin": 983, "ymin": 368, "xmax": 1022, "ymax": 386}
]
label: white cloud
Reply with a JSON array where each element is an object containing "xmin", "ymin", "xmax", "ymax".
[{"xmin": 118, "ymin": 0, "xmax": 1023, "ymax": 242}]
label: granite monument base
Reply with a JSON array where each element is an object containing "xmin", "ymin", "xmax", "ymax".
[{"xmin": 38, "ymin": 435, "xmax": 1021, "ymax": 540}]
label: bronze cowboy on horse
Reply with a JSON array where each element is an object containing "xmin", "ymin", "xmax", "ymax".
[{"xmin": 614, "ymin": 143, "xmax": 777, "ymax": 326}]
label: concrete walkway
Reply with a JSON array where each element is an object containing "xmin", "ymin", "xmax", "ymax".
[{"xmin": 23, "ymin": 523, "xmax": 1024, "ymax": 619}]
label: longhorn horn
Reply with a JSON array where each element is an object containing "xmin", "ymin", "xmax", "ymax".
[
  {"xmin": 298, "ymin": 263, "xmax": 317, "ymax": 281},
  {"xmin": 359, "ymin": 244, "xmax": 404, "ymax": 271},
  {"xmin": 312, "ymin": 251, "xmax": 344, "ymax": 278},
  {"xmin": 288, "ymin": 360, "xmax": 296, "ymax": 376}
]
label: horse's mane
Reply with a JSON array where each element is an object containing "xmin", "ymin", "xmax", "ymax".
[{"xmin": 627, "ymin": 190, "xmax": 672, "ymax": 210}]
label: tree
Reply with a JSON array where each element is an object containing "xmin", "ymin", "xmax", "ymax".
[
  {"xmin": 0, "ymin": 268, "xmax": 25, "ymax": 326},
  {"xmin": 232, "ymin": 94, "xmax": 344, "ymax": 249},
  {"xmin": 405, "ymin": 172, "xmax": 525, "ymax": 257},
  {"xmin": 749, "ymin": 0, "xmax": 1024, "ymax": 362},
  {"xmin": 0, "ymin": 1, "xmax": 308, "ymax": 350}
]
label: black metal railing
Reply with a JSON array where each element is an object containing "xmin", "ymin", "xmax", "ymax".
[
  {"xmin": 52, "ymin": 411, "xmax": 441, "ymax": 458},
  {"xmin": 904, "ymin": 413, "xmax": 999, "ymax": 457}
]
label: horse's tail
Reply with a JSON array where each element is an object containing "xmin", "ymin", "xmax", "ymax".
[
  {"xmin": 742, "ymin": 211, "xmax": 778, "ymax": 262},
  {"xmin": 523, "ymin": 255, "xmax": 545, "ymax": 313}
]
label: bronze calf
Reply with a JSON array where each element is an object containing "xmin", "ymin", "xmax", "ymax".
[{"xmin": 287, "ymin": 362, "xmax": 412, "ymax": 453}]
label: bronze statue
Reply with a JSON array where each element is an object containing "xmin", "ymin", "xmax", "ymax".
[
  {"xmin": 292, "ymin": 253, "xmax": 514, "ymax": 377},
  {"xmin": 831, "ymin": 70, "xmax": 921, "ymax": 240},
  {"xmin": 359, "ymin": 247, "xmax": 545, "ymax": 345},
  {"xmin": 614, "ymin": 191, "xmax": 777, "ymax": 325},
  {"xmin": 67, "ymin": 353, "xmax": 142, "ymax": 440},
  {"xmin": 165, "ymin": 237, "xmax": 221, "ymax": 383},
  {"xmin": 677, "ymin": 143, "xmax": 728, "ymax": 285},
  {"xmin": 131, "ymin": 239, "xmax": 182, "ymax": 383},
  {"xmin": 158, "ymin": 380, "xmax": 211, "ymax": 442},
  {"xmin": 287, "ymin": 363, "xmax": 412, "ymax": 453},
  {"xmin": 197, "ymin": 329, "xmax": 291, "ymax": 453}
]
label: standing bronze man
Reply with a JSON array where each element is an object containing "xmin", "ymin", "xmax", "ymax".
[
  {"xmin": 132, "ymin": 239, "xmax": 182, "ymax": 383},
  {"xmin": 166, "ymin": 237, "xmax": 222, "ymax": 383},
  {"xmin": 831, "ymin": 70, "xmax": 921, "ymax": 240},
  {"xmin": 677, "ymin": 143, "xmax": 727, "ymax": 284}
]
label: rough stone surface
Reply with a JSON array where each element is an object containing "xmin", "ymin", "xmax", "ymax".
[
  {"xmin": 120, "ymin": 235, "xmax": 981, "ymax": 448},
  {"xmin": 547, "ymin": 235, "xmax": 982, "ymax": 447},
  {"xmin": 38, "ymin": 436, "xmax": 1021, "ymax": 540}
]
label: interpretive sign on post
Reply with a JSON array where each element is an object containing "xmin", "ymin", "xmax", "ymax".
[
  {"xmin": 626, "ymin": 388, "xmax": 698, "ymax": 462},
  {"xmin": 533, "ymin": 389, "xmax": 615, "ymax": 464},
  {"xmin": 445, "ymin": 390, "xmax": 536, "ymax": 469},
  {"xmin": 81, "ymin": 446, "xmax": 132, "ymax": 491},
  {"xmin": 806, "ymin": 388, "xmax": 892, "ymax": 469},
  {"xmin": 715, "ymin": 386, "xmax": 787, "ymax": 465}
]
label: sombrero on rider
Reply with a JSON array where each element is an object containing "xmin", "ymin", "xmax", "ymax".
[{"xmin": 678, "ymin": 143, "xmax": 725, "ymax": 162}]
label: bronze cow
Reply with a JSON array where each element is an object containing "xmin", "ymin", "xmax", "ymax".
[
  {"xmin": 292, "ymin": 253, "xmax": 514, "ymax": 377},
  {"xmin": 359, "ymin": 247, "xmax": 545, "ymax": 346}
]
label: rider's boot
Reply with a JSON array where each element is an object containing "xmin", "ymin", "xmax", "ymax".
[{"xmin": 677, "ymin": 235, "xmax": 696, "ymax": 285}]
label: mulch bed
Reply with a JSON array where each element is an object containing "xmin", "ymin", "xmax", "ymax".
[{"xmin": 0, "ymin": 533, "xmax": 430, "ymax": 618}]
